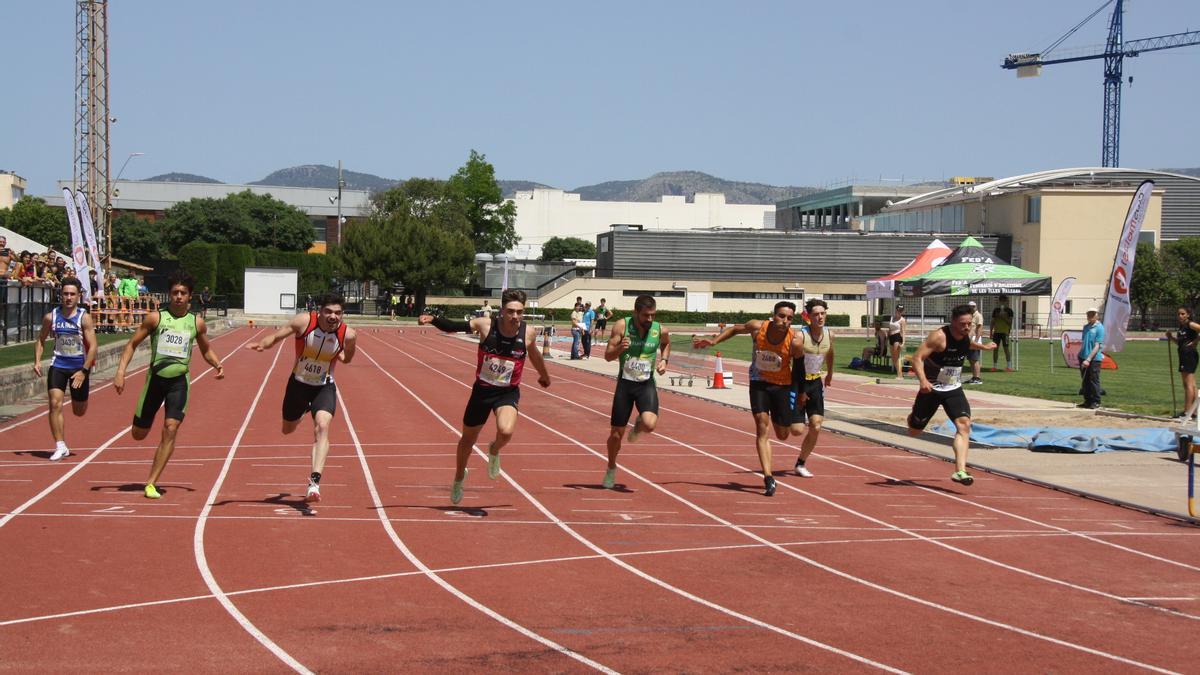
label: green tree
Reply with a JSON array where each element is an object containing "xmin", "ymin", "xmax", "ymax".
[
  {"xmin": 1164, "ymin": 238, "xmax": 1200, "ymax": 307},
  {"xmin": 1, "ymin": 197, "xmax": 70, "ymax": 250},
  {"xmin": 111, "ymin": 213, "xmax": 166, "ymax": 260},
  {"xmin": 159, "ymin": 190, "xmax": 313, "ymax": 252},
  {"xmin": 1130, "ymin": 242, "xmax": 1180, "ymax": 324},
  {"xmin": 540, "ymin": 236, "xmax": 596, "ymax": 261},
  {"xmin": 446, "ymin": 149, "xmax": 518, "ymax": 253},
  {"xmin": 332, "ymin": 218, "xmax": 401, "ymax": 285}
]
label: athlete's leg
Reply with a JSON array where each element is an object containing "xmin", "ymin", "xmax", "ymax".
[
  {"xmin": 309, "ymin": 410, "xmax": 334, "ymax": 474},
  {"xmin": 635, "ymin": 410, "xmax": 659, "ymax": 436},
  {"xmin": 606, "ymin": 426, "xmax": 626, "ymax": 469},
  {"xmin": 131, "ymin": 425, "xmax": 152, "ymax": 441},
  {"xmin": 47, "ymin": 388, "xmax": 65, "ymax": 444},
  {"xmin": 1183, "ymin": 372, "xmax": 1197, "ymax": 415},
  {"xmin": 753, "ymin": 412, "xmax": 774, "ymax": 477},
  {"xmin": 282, "ymin": 418, "xmax": 303, "ymax": 434},
  {"xmin": 891, "ymin": 342, "xmax": 903, "ymax": 378},
  {"xmin": 799, "ymin": 414, "xmax": 823, "ymax": 464},
  {"xmin": 70, "ymin": 400, "xmax": 88, "ymax": 417},
  {"xmin": 951, "ymin": 415, "xmax": 971, "ymax": 473},
  {"xmin": 455, "ymin": 424, "xmax": 485, "ymax": 482},
  {"xmin": 491, "ymin": 405, "xmax": 517, "ymax": 454},
  {"xmin": 146, "ymin": 418, "xmax": 181, "ymax": 487}
]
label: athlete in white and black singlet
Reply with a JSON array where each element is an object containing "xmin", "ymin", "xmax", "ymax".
[
  {"xmin": 907, "ymin": 304, "xmax": 995, "ymax": 487},
  {"xmin": 420, "ymin": 289, "xmax": 551, "ymax": 505}
]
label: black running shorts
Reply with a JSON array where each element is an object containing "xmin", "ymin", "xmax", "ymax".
[
  {"xmin": 794, "ymin": 378, "xmax": 825, "ymax": 423},
  {"xmin": 463, "ymin": 383, "xmax": 520, "ymax": 427},
  {"xmin": 282, "ymin": 377, "xmax": 338, "ymax": 422},
  {"xmin": 47, "ymin": 366, "xmax": 90, "ymax": 402},
  {"xmin": 133, "ymin": 372, "xmax": 189, "ymax": 428},
  {"xmin": 611, "ymin": 377, "xmax": 659, "ymax": 427},
  {"xmin": 907, "ymin": 386, "xmax": 971, "ymax": 431},
  {"xmin": 1180, "ymin": 349, "xmax": 1198, "ymax": 374},
  {"xmin": 750, "ymin": 380, "xmax": 797, "ymax": 427}
]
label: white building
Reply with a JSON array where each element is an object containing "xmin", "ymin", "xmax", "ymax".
[
  {"xmin": 0, "ymin": 171, "xmax": 27, "ymax": 208},
  {"xmin": 507, "ymin": 188, "xmax": 774, "ymax": 258}
]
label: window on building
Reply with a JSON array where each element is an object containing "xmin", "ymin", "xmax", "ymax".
[
  {"xmin": 1065, "ymin": 300, "xmax": 1073, "ymax": 315},
  {"xmin": 311, "ymin": 218, "xmax": 327, "ymax": 242},
  {"xmin": 713, "ymin": 291, "xmax": 805, "ymax": 300},
  {"xmin": 622, "ymin": 290, "xmax": 685, "ymax": 298},
  {"xmin": 824, "ymin": 294, "xmax": 865, "ymax": 300},
  {"xmin": 1026, "ymin": 195, "xmax": 1041, "ymax": 223},
  {"xmin": 600, "ymin": 237, "xmax": 610, "ymax": 253}
]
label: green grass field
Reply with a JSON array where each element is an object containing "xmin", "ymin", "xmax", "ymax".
[
  {"xmin": 684, "ymin": 332, "xmax": 1182, "ymax": 417},
  {"xmin": 0, "ymin": 334, "xmax": 128, "ymax": 371}
]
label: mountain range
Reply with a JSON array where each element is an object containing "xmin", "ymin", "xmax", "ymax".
[
  {"xmin": 143, "ymin": 164, "xmax": 1200, "ymax": 204},
  {"xmin": 144, "ymin": 165, "xmax": 815, "ymax": 204}
]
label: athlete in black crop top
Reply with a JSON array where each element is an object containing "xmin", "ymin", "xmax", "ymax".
[
  {"xmin": 907, "ymin": 304, "xmax": 996, "ymax": 487},
  {"xmin": 1167, "ymin": 306, "xmax": 1200, "ymax": 420}
]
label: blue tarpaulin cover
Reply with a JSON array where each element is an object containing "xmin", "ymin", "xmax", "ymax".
[{"xmin": 930, "ymin": 421, "xmax": 1175, "ymax": 454}]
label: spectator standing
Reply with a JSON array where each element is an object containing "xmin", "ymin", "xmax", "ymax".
[
  {"xmin": 1078, "ymin": 307, "xmax": 1105, "ymax": 409},
  {"xmin": 405, "ymin": 295, "xmax": 414, "ymax": 317},
  {"xmin": 389, "ymin": 291, "xmax": 400, "ymax": 321},
  {"xmin": 966, "ymin": 300, "xmax": 984, "ymax": 384},
  {"xmin": 594, "ymin": 298, "xmax": 612, "ymax": 340},
  {"xmin": 990, "ymin": 295, "xmax": 1015, "ymax": 371},
  {"xmin": 0, "ymin": 236, "xmax": 12, "ymax": 276},
  {"xmin": 887, "ymin": 304, "xmax": 907, "ymax": 379},
  {"xmin": 88, "ymin": 269, "xmax": 100, "ymax": 299},
  {"xmin": 569, "ymin": 303, "xmax": 585, "ymax": 359},
  {"xmin": 581, "ymin": 302, "xmax": 596, "ymax": 358},
  {"xmin": 480, "ymin": 299, "xmax": 494, "ymax": 319}
]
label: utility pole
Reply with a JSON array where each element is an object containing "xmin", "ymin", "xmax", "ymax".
[{"xmin": 75, "ymin": 0, "xmax": 110, "ymax": 266}]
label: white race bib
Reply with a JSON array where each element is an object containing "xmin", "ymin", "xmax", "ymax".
[
  {"xmin": 622, "ymin": 357, "xmax": 653, "ymax": 382},
  {"xmin": 753, "ymin": 350, "xmax": 783, "ymax": 372},
  {"xmin": 294, "ymin": 358, "xmax": 330, "ymax": 386},
  {"xmin": 55, "ymin": 334, "xmax": 83, "ymax": 357},
  {"xmin": 803, "ymin": 352, "xmax": 826, "ymax": 377},
  {"xmin": 479, "ymin": 355, "xmax": 516, "ymax": 387},
  {"xmin": 934, "ymin": 366, "xmax": 962, "ymax": 390},
  {"xmin": 157, "ymin": 330, "xmax": 190, "ymax": 359}
]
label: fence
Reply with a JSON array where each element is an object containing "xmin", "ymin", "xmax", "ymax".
[{"xmin": 1, "ymin": 282, "xmax": 55, "ymax": 345}]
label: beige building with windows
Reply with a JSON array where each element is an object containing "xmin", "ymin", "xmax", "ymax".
[{"xmin": 0, "ymin": 171, "xmax": 27, "ymax": 208}]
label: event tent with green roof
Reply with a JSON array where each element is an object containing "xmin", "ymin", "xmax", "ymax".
[{"xmin": 894, "ymin": 236, "xmax": 1051, "ymax": 298}]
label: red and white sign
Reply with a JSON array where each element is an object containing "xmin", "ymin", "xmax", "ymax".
[
  {"xmin": 1048, "ymin": 276, "xmax": 1075, "ymax": 334},
  {"xmin": 62, "ymin": 188, "xmax": 92, "ymax": 302},
  {"xmin": 1102, "ymin": 180, "xmax": 1153, "ymax": 352}
]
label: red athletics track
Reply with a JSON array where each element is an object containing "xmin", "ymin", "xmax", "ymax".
[{"xmin": 1, "ymin": 325, "xmax": 1198, "ymax": 672}]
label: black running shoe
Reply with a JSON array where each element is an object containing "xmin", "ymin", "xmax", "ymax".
[{"xmin": 764, "ymin": 475, "xmax": 777, "ymax": 497}]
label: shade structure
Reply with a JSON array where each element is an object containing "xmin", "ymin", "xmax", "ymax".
[
  {"xmin": 865, "ymin": 238, "xmax": 952, "ymax": 300},
  {"xmin": 895, "ymin": 236, "xmax": 1051, "ymax": 298}
]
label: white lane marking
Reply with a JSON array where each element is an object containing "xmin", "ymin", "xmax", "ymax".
[
  {"xmin": 337, "ymin": 384, "xmax": 617, "ymax": 674},
  {"xmin": 362, "ymin": 339, "xmax": 906, "ymax": 673},
  {"xmin": 413, "ymin": 334, "xmax": 1190, "ymax": 671},
  {"xmin": 191, "ymin": 343, "xmax": 309, "ymax": 674},
  {"xmin": 0, "ymin": 331, "xmax": 261, "ymax": 530}
]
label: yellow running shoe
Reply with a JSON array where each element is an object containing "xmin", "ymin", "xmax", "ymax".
[
  {"xmin": 602, "ymin": 468, "xmax": 616, "ymax": 489},
  {"xmin": 144, "ymin": 484, "xmax": 161, "ymax": 499},
  {"xmin": 487, "ymin": 443, "xmax": 501, "ymax": 480},
  {"xmin": 451, "ymin": 469, "xmax": 467, "ymax": 505}
]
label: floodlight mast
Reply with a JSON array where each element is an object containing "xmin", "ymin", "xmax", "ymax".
[{"xmin": 1001, "ymin": 0, "xmax": 1200, "ymax": 167}]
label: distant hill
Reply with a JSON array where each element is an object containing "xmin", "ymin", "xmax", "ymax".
[
  {"xmin": 498, "ymin": 180, "xmax": 556, "ymax": 196},
  {"xmin": 250, "ymin": 164, "xmax": 398, "ymax": 192},
  {"xmin": 572, "ymin": 171, "xmax": 815, "ymax": 204},
  {"xmin": 142, "ymin": 172, "xmax": 223, "ymax": 184},
  {"xmin": 1161, "ymin": 167, "xmax": 1200, "ymax": 178}
]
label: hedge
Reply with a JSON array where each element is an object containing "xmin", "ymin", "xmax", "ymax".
[
  {"xmin": 214, "ymin": 243, "xmax": 255, "ymax": 297},
  {"xmin": 177, "ymin": 242, "xmax": 217, "ymax": 292},
  {"xmin": 426, "ymin": 304, "xmax": 849, "ymax": 327},
  {"xmin": 175, "ymin": 243, "xmax": 332, "ymax": 307},
  {"xmin": 254, "ymin": 249, "xmax": 333, "ymax": 297}
]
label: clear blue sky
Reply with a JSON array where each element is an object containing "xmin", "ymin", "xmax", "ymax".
[{"xmin": 3, "ymin": 0, "xmax": 1198, "ymax": 196}]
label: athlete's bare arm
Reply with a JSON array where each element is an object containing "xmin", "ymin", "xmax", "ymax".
[
  {"xmin": 969, "ymin": 337, "xmax": 998, "ymax": 351},
  {"xmin": 656, "ymin": 325, "xmax": 671, "ymax": 375},
  {"xmin": 692, "ymin": 320, "xmax": 760, "ymax": 350},
  {"xmin": 76, "ymin": 311, "xmax": 99, "ymax": 389},
  {"xmin": 605, "ymin": 318, "xmax": 628, "ymax": 361},
  {"xmin": 338, "ymin": 327, "xmax": 357, "ymax": 364},
  {"xmin": 250, "ymin": 313, "xmax": 307, "ymax": 352},
  {"xmin": 194, "ymin": 316, "xmax": 225, "ymax": 379},
  {"xmin": 824, "ymin": 333, "xmax": 835, "ymax": 387},
  {"xmin": 911, "ymin": 328, "xmax": 947, "ymax": 394},
  {"xmin": 32, "ymin": 312, "xmax": 52, "ymax": 377},
  {"xmin": 525, "ymin": 323, "xmax": 551, "ymax": 388},
  {"xmin": 114, "ymin": 311, "xmax": 161, "ymax": 394},
  {"xmin": 418, "ymin": 313, "xmax": 487, "ymax": 340}
]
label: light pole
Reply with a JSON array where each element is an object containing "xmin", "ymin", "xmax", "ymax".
[
  {"xmin": 495, "ymin": 253, "xmax": 512, "ymax": 291},
  {"xmin": 105, "ymin": 151, "xmax": 143, "ymax": 267}
]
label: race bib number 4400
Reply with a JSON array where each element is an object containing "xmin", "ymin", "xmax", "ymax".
[
  {"xmin": 157, "ymin": 330, "xmax": 190, "ymax": 359},
  {"xmin": 622, "ymin": 357, "xmax": 653, "ymax": 382}
]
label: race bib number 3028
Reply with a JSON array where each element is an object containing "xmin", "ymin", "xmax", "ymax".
[{"xmin": 157, "ymin": 330, "xmax": 190, "ymax": 359}]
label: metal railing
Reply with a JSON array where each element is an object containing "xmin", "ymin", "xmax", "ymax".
[{"xmin": 1, "ymin": 282, "xmax": 56, "ymax": 345}]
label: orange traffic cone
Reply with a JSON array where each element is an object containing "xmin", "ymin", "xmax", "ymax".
[
  {"xmin": 249, "ymin": 319, "xmax": 255, "ymax": 328},
  {"xmin": 710, "ymin": 351, "xmax": 727, "ymax": 389}
]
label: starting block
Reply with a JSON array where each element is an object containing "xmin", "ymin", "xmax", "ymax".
[{"xmin": 668, "ymin": 373, "xmax": 695, "ymax": 387}]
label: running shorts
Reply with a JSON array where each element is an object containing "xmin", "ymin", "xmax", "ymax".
[
  {"xmin": 47, "ymin": 366, "xmax": 90, "ymax": 402},
  {"xmin": 888, "ymin": 333, "xmax": 903, "ymax": 346},
  {"xmin": 1180, "ymin": 349, "xmax": 1199, "ymax": 374},
  {"xmin": 750, "ymin": 380, "xmax": 797, "ymax": 427},
  {"xmin": 133, "ymin": 372, "xmax": 189, "ymax": 428},
  {"xmin": 792, "ymin": 378, "xmax": 825, "ymax": 423},
  {"xmin": 907, "ymin": 387, "xmax": 971, "ymax": 431},
  {"xmin": 282, "ymin": 377, "xmax": 338, "ymax": 422},
  {"xmin": 611, "ymin": 377, "xmax": 659, "ymax": 427},
  {"xmin": 463, "ymin": 383, "xmax": 520, "ymax": 427}
]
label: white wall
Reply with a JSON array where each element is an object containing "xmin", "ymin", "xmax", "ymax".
[
  {"xmin": 508, "ymin": 188, "xmax": 774, "ymax": 258},
  {"xmin": 244, "ymin": 267, "xmax": 298, "ymax": 315}
]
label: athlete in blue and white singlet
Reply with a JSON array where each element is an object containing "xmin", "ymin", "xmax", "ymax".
[{"xmin": 33, "ymin": 278, "xmax": 97, "ymax": 461}]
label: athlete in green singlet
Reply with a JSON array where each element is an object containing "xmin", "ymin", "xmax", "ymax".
[
  {"xmin": 115, "ymin": 271, "xmax": 224, "ymax": 499},
  {"xmin": 603, "ymin": 294, "xmax": 671, "ymax": 489}
]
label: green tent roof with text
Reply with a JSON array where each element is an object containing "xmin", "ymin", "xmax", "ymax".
[{"xmin": 894, "ymin": 235, "xmax": 1051, "ymax": 298}]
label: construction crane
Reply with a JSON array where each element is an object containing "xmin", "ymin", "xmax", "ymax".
[{"xmin": 1002, "ymin": 0, "xmax": 1200, "ymax": 167}]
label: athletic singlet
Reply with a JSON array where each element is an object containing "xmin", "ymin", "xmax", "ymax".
[
  {"xmin": 799, "ymin": 327, "xmax": 832, "ymax": 380},
  {"xmin": 475, "ymin": 320, "xmax": 527, "ymax": 388},
  {"xmin": 619, "ymin": 320, "xmax": 660, "ymax": 382},
  {"xmin": 51, "ymin": 307, "xmax": 87, "ymax": 370},
  {"xmin": 924, "ymin": 326, "xmax": 971, "ymax": 391},
  {"xmin": 1178, "ymin": 322, "xmax": 1199, "ymax": 354},
  {"xmin": 749, "ymin": 321, "xmax": 794, "ymax": 386},
  {"xmin": 887, "ymin": 316, "xmax": 904, "ymax": 336},
  {"xmin": 151, "ymin": 310, "xmax": 198, "ymax": 378},
  {"xmin": 292, "ymin": 312, "xmax": 348, "ymax": 386}
]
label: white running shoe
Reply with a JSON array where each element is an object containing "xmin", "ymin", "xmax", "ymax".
[
  {"xmin": 487, "ymin": 444, "xmax": 501, "ymax": 480},
  {"xmin": 305, "ymin": 482, "xmax": 321, "ymax": 503},
  {"xmin": 794, "ymin": 459, "xmax": 813, "ymax": 478},
  {"xmin": 451, "ymin": 470, "xmax": 468, "ymax": 505},
  {"xmin": 602, "ymin": 468, "xmax": 616, "ymax": 489},
  {"xmin": 49, "ymin": 445, "xmax": 71, "ymax": 462}
]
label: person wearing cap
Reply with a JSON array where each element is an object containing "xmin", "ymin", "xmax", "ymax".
[
  {"xmin": 990, "ymin": 295, "xmax": 1015, "ymax": 371},
  {"xmin": 966, "ymin": 301, "xmax": 985, "ymax": 385},
  {"xmin": 1078, "ymin": 307, "xmax": 1105, "ymax": 409}
]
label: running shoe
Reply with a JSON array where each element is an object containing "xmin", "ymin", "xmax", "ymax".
[
  {"xmin": 603, "ymin": 468, "xmax": 617, "ymax": 489},
  {"xmin": 144, "ymin": 484, "xmax": 161, "ymax": 499},
  {"xmin": 764, "ymin": 475, "xmax": 777, "ymax": 497},
  {"xmin": 950, "ymin": 470, "xmax": 974, "ymax": 486},
  {"xmin": 451, "ymin": 470, "xmax": 468, "ymax": 502},
  {"xmin": 794, "ymin": 461, "xmax": 813, "ymax": 478},
  {"xmin": 627, "ymin": 425, "xmax": 640, "ymax": 443},
  {"xmin": 966, "ymin": 377, "xmax": 983, "ymax": 385},
  {"xmin": 49, "ymin": 445, "xmax": 71, "ymax": 461},
  {"xmin": 487, "ymin": 446, "xmax": 501, "ymax": 480},
  {"xmin": 305, "ymin": 482, "xmax": 321, "ymax": 504}
]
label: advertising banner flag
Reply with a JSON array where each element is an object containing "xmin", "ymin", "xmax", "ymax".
[
  {"xmin": 62, "ymin": 188, "xmax": 92, "ymax": 302},
  {"xmin": 1103, "ymin": 180, "xmax": 1154, "ymax": 352},
  {"xmin": 73, "ymin": 191, "xmax": 102, "ymax": 271},
  {"xmin": 1048, "ymin": 276, "xmax": 1075, "ymax": 334}
]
